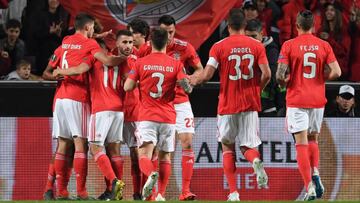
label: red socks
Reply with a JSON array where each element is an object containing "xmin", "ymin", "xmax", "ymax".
[
  {"xmin": 243, "ymin": 148, "xmax": 260, "ymax": 163},
  {"xmin": 94, "ymin": 152, "xmax": 116, "ymax": 183},
  {"xmin": 308, "ymin": 141, "xmax": 319, "ymax": 171},
  {"xmin": 45, "ymin": 163, "xmax": 56, "ymax": 191},
  {"xmin": 139, "ymin": 156, "xmax": 154, "ymax": 177},
  {"xmin": 296, "ymin": 144, "xmax": 312, "ymax": 190},
  {"xmin": 182, "ymin": 149, "xmax": 194, "ymax": 193},
  {"xmin": 74, "ymin": 151, "xmax": 88, "ymax": 197},
  {"xmin": 54, "ymin": 153, "xmax": 69, "ymax": 197},
  {"xmin": 110, "ymin": 156, "xmax": 124, "ymax": 180},
  {"xmin": 223, "ymin": 151, "xmax": 237, "ymax": 193},
  {"xmin": 158, "ymin": 160, "xmax": 171, "ymax": 196},
  {"xmin": 152, "ymin": 156, "xmax": 158, "ymax": 172}
]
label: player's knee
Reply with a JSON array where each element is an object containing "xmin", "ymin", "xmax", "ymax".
[
  {"xmin": 179, "ymin": 133, "xmax": 193, "ymax": 149},
  {"xmin": 308, "ymin": 133, "xmax": 319, "ymax": 142},
  {"xmin": 158, "ymin": 151, "xmax": 171, "ymax": 162}
]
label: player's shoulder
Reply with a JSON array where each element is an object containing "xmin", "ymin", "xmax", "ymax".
[{"xmin": 173, "ymin": 38, "xmax": 188, "ymax": 47}]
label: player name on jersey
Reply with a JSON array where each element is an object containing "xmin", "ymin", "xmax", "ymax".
[
  {"xmin": 299, "ymin": 45, "xmax": 319, "ymax": 51},
  {"xmin": 61, "ymin": 44, "xmax": 82, "ymax": 50},
  {"xmin": 230, "ymin": 47, "xmax": 252, "ymax": 54},
  {"xmin": 143, "ymin": 65, "xmax": 174, "ymax": 72}
]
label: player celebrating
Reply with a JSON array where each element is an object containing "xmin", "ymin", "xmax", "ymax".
[
  {"xmin": 276, "ymin": 10, "xmax": 341, "ymax": 201},
  {"xmin": 138, "ymin": 15, "xmax": 203, "ymax": 200},
  {"xmin": 127, "ymin": 18, "xmax": 150, "ymax": 53},
  {"xmin": 190, "ymin": 8, "xmax": 271, "ymax": 201},
  {"xmin": 51, "ymin": 13, "xmax": 124, "ymax": 200},
  {"xmin": 124, "ymin": 28, "xmax": 193, "ymax": 201}
]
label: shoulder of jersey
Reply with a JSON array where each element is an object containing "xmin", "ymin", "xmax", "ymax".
[
  {"xmin": 174, "ymin": 38, "xmax": 188, "ymax": 47},
  {"xmin": 129, "ymin": 54, "xmax": 137, "ymax": 60}
]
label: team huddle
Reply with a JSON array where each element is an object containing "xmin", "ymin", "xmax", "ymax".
[{"xmin": 42, "ymin": 8, "xmax": 341, "ymax": 202}]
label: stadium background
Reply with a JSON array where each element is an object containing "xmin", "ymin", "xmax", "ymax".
[{"xmin": 0, "ymin": 0, "xmax": 360, "ymax": 201}]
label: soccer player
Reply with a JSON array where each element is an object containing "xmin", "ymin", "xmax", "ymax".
[
  {"xmin": 53, "ymin": 31, "xmax": 137, "ymax": 200},
  {"xmin": 127, "ymin": 18, "xmax": 150, "ymax": 52},
  {"xmin": 124, "ymin": 28, "xmax": 193, "ymax": 201},
  {"xmin": 138, "ymin": 15, "xmax": 203, "ymax": 200},
  {"xmin": 51, "ymin": 13, "xmax": 125, "ymax": 200},
  {"xmin": 190, "ymin": 9, "xmax": 271, "ymax": 201},
  {"xmin": 276, "ymin": 10, "xmax": 341, "ymax": 201}
]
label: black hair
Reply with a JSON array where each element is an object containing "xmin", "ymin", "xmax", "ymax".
[
  {"xmin": 227, "ymin": 8, "xmax": 246, "ymax": 31},
  {"xmin": 150, "ymin": 28, "xmax": 168, "ymax": 51},
  {"xmin": 245, "ymin": 19, "xmax": 262, "ymax": 32},
  {"xmin": 116, "ymin": 29, "xmax": 133, "ymax": 39},
  {"xmin": 158, "ymin": 15, "xmax": 176, "ymax": 26},
  {"xmin": 74, "ymin": 13, "xmax": 95, "ymax": 30},
  {"xmin": 296, "ymin": 10, "xmax": 314, "ymax": 31},
  {"xmin": 6, "ymin": 19, "xmax": 21, "ymax": 30},
  {"xmin": 127, "ymin": 18, "xmax": 150, "ymax": 40}
]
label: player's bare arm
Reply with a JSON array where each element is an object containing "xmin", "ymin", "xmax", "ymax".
[
  {"xmin": 178, "ymin": 78, "xmax": 193, "ymax": 94},
  {"xmin": 324, "ymin": 61, "xmax": 341, "ymax": 80},
  {"xmin": 42, "ymin": 64, "xmax": 58, "ymax": 81},
  {"xmin": 53, "ymin": 63, "xmax": 90, "ymax": 78},
  {"xmin": 124, "ymin": 78, "xmax": 137, "ymax": 91},
  {"xmin": 94, "ymin": 51, "xmax": 127, "ymax": 66},
  {"xmin": 190, "ymin": 64, "xmax": 215, "ymax": 86},
  {"xmin": 276, "ymin": 63, "xmax": 290, "ymax": 87},
  {"xmin": 259, "ymin": 63, "xmax": 271, "ymax": 91}
]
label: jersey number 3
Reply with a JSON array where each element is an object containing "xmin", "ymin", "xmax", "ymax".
[
  {"xmin": 150, "ymin": 72, "xmax": 165, "ymax": 98},
  {"xmin": 228, "ymin": 54, "xmax": 254, "ymax": 80}
]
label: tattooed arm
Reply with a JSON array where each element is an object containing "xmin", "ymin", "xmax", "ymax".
[
  {"xmin": 276, "ymin": 63, "xmax": 290, "ymax": 87},
  {"xmin": 178, "ymin": 78, "xmax": 193, "ymax": 94}
]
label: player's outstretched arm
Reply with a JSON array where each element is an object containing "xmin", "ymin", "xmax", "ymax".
[
  {"xmin": 325, "ymin": 61, "xmax": 341, "ymax": 80},
  {"xmin": 276, "ymin": 63, "xmax": 290, "ymax": 87},
  {"xmin": 124, "ymin": 78, "xmax": 136, "ymax": 92},
  {"xmin": 259, "ymin": 63, "xmax": 271, "ymax": 91},
  {"xmin": 53, "ymin": 63, "xmax": 90, "ymax": 78},
  {"xmin": 189, "ymin": 64, "xmax": 215, "ymax": 86},
  {"xmin": 178, "ymin": 78, "xmax": 193, "ymax": 94},
  {"xmin": 94, "ymin": 51, "xmax": 126, "ymax": 66}
]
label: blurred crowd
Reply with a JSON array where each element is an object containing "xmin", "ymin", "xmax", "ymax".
[{"xmin": 0, "ymin": 0, "xmax": 358, "ymax": 117}]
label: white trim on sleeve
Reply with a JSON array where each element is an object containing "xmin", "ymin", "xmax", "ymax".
[{"xmin": 207, "ymin": 57, "xmax": 219, "ymax": 69}]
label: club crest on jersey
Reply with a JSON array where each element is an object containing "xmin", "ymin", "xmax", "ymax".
[
  {"xmin": 173, "ymin": 52, "xmax": 181, "ymax": 60},
  {"xmin": 50, "ymin": 54, "xmax": 57, "ymax": 62},
  {"xmin": 105, "ymin": 0, "xmax": 205, "ymax": 26}
]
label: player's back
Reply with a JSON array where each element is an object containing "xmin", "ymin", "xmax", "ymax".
[
  {"xmin": 88, "ymin": 54, "xmax": 125, "ymax": 114},
  {"xmin": 57, "ymin": 33, "xmax": 101, "ymax": 103},
  {"xmin": 210, "ymin": 34, "xmax": 268, "ymax": 114},
  {"xmin": 135, "ymin": 52, "xmax": 184, "ymax": 124},
  {"xmin": 281, "ymin": 34, "xmax": 336, "ymax": 108}
]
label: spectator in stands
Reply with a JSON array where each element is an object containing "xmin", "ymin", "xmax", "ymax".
[
  {"xmin": 349, "ymin": 4, "xmax": 360, "ymax": 82},
  {"xmin": 245, "ymin": 19, "xmax": 285, "ymax": 116},
  {"xmin": 318, "ymin": 3, "xmax": 351, "ymax": 80},
  {"xmin": 4, "ymin": 59, "xmax": 41, "ymax": 80},
  {"xmin": 0, "ymin": 19, "xmax": 25, "ymax": 72},
  {"xmin": 32, "ymin": 0, "xmax": 69, "ymax": 75},
  {"xmin": 277, "ymin": 0, "xmax": 322, "ymax": 44},
  {"xmin": 0, "ymin": 49, "xmax": 11, "ymax": 76},
  {"xmin": 327, "ymin": 85, "xmax": 359, "ymax": 117}
]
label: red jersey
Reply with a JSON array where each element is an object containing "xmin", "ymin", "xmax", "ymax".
[
  {"xmin": 87, "ymin": 53, "xmax": 132, "ymax": 114},
  {"xmin": 138, "ymin": 38, "xmax": 200, "ymax": 104},
  {"xmin": 121, "ymin": 55, "xmax": 140, "ymax": 122},
  {"xmin": 278, "ymin": 33, "xmax": 337, "ymax": 108},
  {"xmin": 208, "ymin": 35, "xmax": 268, "ymax": 114},
  {"xmin": 57, "ymin": 33, "xmax": 102, "ymax": 103},
  {"xmin": 128, "ymin": 52, "xmax": 187, "ymax": 124},
  {"xmin": 49, "ymin": 46, "xmax": 62, "ymax": 111}
]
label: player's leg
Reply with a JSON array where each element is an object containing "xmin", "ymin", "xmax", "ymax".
[
  {"xmin": 137, "ymin": 121, "xmax": 159, "ymax": 200},
  {"xmin": 175, "ymin": 102, "xmax": 196, "ymax": 200},
  {"xmin": 217, "ymin": 114, "xmax": 239, "ymax": 201},
  {"xmin": 155, "ymin": 122, "xmax": 176, "ymax": 201},
  {"xmin": 43, "ymin": 142, "xmax": 58, "ymax": 200},
  {"xmin": 287, "ymin": 108, "xmax": 316, "ymax": 200},
  {"xmin": 239, "ymin": 111, "xmax": 267, "ymax": 188},
  {"xmin": 308, "ymin": 108, "xmax": 325, "ymax": 198}
]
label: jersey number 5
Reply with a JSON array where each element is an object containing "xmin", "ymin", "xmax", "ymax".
[
  {"xmin": 303, "ymin": 53, "xmax": 316, "ymax": 79},
  {"xmin": 150, "ymin": 72, "xmax": 165, "ymax": 98},
  {"xmin": 228, "ymin": 54, "xmax": 254, "ymax": 80}
]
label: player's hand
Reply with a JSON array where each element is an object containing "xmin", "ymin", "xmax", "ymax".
[
  {"xmin": 94, "ymin": 29, "xmax": 114, "ymax": 39},
  {"xmin": 189, "ymin": 74, "xmax": 199, "ymax": 86},
  {"xmin": 52, "ymin": 69, "xmax": 63, "ymax": 80}
]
